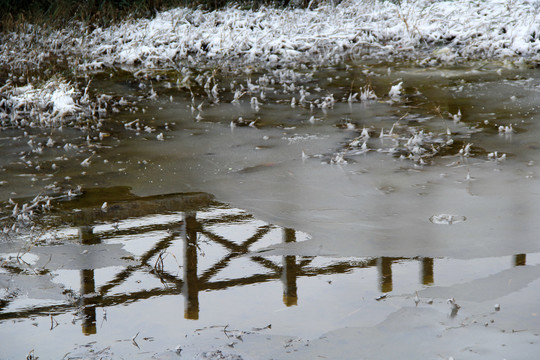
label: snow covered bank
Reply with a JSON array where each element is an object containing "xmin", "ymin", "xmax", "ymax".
[
  {"xmin": 81, "ymin": 0, "xmax": 540, "ymax": 68},
  {"xmin": 1, "ymin": 0, "xmax": 539, "ymax": 73}
]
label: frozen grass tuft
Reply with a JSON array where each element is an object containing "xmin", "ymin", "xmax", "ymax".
[{"xmin": 0, "ymin": 77, "xmax": 102, "ymax": 128}]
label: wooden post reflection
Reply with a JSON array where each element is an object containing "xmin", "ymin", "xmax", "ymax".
[
  {"xmin": 421, "ymin": 258, "xmax": 434, "ymax": 285},
  {"xmin": 80, "ymin": 269, "xmax": 97, "ymax": 335},
  {"xmin": 514, "ymin": 254, "xmax": 526, "ymax": 267},
  {"xmin": 183, "ymin": 212, "xmax": 199, "ymax": 320},
  {"xmin": 282, "ymin": 228, "xmax": 298, "ymax": 306},
  {"xmin": 377, "ymin": 257, "xmax": 393, "ymax": 293},
  {"xmin": 79, "ymin": 226, "xmax": 98, "ymax": 335},
  {"xmin": 79, "ymin": 226, "xmax": 100, "ymax": 245}
]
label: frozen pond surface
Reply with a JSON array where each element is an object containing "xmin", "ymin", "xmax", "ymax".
[{"xmin": 1, "ymin": 62, "xmax": 540, "ymax": 359}]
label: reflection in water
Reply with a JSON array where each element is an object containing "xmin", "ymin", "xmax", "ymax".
[
  {"xmin": 421, "ymin": 257, "xmax": 434, "ymax": 286},
  {"xmin": 514, "ymin": 254, "xmax": 526, "ymax": 267},
  {"xmin": 183, "ymin": 212, "xmax": 200, "ymax": 320},
  {"xmin": 80, "ymin": 269, "xmax": 97, "ymax": 335},
  {"xmin": 378, "ymin": 257, "xmax": 393, "ymax": 293},
  {"xmin": 79, "ymin": 226, "xmax": 99, "ymax": 335},
  {"xmin": 0, "ymin": 188, "xmax": 533, "ymax": 335},
  {"xmin": 282, "ymin": 228, "xmax": 298, "ymax": 307}
]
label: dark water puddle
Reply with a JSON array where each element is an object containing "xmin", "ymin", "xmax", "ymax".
[{"xmin": 1, "ymin": 62, "xmax": 540, "ymax": 358}]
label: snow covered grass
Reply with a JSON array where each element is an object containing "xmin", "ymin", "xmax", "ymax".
[
  {"xmin": 1, "ymin": 0, "xmax": 538, "ymax": 74},
  {"xmin": 78, "ymin": 0, "xmax": 539, "ymax": 68},
  {"xmin": 0, "ymin": 77, "xmax": 107, "ymax": 128}
]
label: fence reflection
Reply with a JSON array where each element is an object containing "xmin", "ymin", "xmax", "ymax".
[
  {"xmin": 184, "ymin": 212, "xmax": 199, "ymax": 320},
  {"xmin": 282, "ymin": 228, "xmax": 298, "ymax": 307},
  {"xmin": 421, "ymin": 257, "xmax": 434, "ymax": 285},
  {"xmin": 514, "ymin": 254, "xmax": 526, "ymax": 267},
  {"xmin": 0, "ymin": 189, "xmax": 533, "ymax": 335},
  {"xmin": 79, "ymin": 226, "xmax": 99, "ymax": 335}
]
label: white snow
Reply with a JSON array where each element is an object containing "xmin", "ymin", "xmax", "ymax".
[
  {"xmin": 2, "ymin": 0, "xmax": 539, "ymax": 73},
  {"xmin": 0, "ymin": 78, "xmax": 86, "ymax": 127},
  {"xmin": 51, "ymin": 87, "xmax": 80, "ymax": 118},
  {"xmin": 388, "ymin": 81, "xmax": 403, "ymax": 99},
  {"xmin": 75, "ymin": 0, "xmax": 539, "ymax": 69}
]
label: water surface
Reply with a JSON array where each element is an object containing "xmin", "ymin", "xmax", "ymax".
[{"xmin": 1, "ymin": 62, "xmax": 540, "ymax": 359}]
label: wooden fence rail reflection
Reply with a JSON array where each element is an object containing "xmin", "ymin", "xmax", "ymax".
[{"xmin": 0, "ymin": 190, "xmax": 530, "ymax": 335}]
